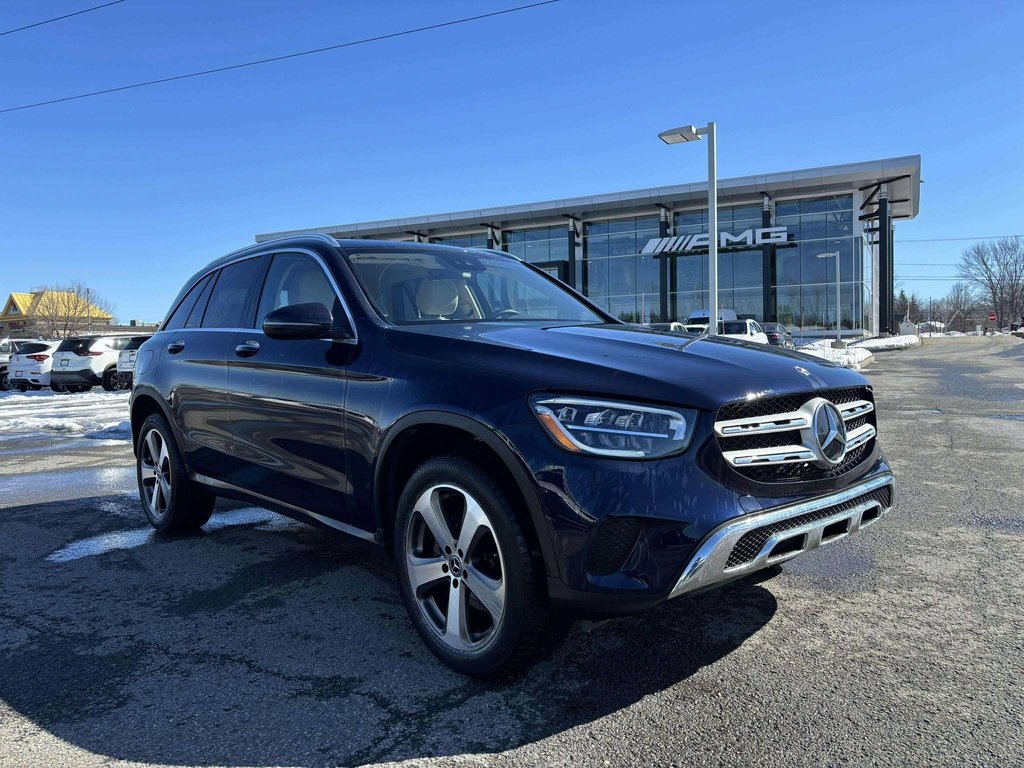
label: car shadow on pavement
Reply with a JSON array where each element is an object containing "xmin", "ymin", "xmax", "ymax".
[{"xmin": 0, "ymin": 495, "xmax": 778, "ymax": 766}]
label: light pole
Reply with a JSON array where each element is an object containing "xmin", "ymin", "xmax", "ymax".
[
  {"xmin": 659, "ymin": 122, "xmax": 717, "ymax": 335},
  {"xmin": 815, "ymin": 251, "xmax": 843, "ymax": 347}
]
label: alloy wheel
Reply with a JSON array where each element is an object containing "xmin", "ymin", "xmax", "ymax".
[
  {"xmin": 139, "ymin": 428, "xmax": 172, "ymax": 519},
  {"xmin": 404, "ymin": 483, "xmax": 506, "ymax": 651}
]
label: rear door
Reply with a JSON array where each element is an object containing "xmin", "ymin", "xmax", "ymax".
[
  {"xmin": 157, "ymin": 258, "xmax": 264, "ymax": 480},
  {"xmin": 226, "ymin": 250, "xmax": 355, "ymax": 523}
]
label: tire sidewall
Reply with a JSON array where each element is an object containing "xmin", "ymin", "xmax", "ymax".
[
  {"xmin": 102, "ymin": 368, "xmax": 118, "ymax": 391},
  {"xmin": 394, "ymin": 457, "xmax": 534, "ymax": 676},
  {"xmin": 137, "ymin": 414, "xmax": 186, "ymax": 532}
]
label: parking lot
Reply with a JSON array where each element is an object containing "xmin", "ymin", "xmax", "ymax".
[{"xmin": 1, "ymin": 335, "xmax": 1022, "ymax": 768}]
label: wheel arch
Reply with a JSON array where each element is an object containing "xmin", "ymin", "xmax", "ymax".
[
  {"xmin": 130, "ymin": 388, "xmax": 178, "ymax": 457},
  {"xmin": 374, "ymin": 411, "xmax": 558, "ymax": 580}
]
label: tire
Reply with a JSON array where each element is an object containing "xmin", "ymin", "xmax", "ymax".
[
  {"xmin": 74, "ymin": 385, "xmax": 93, "ymax": 393},
  {"xmin": 16, "ymin": 385, "xmax": 28, "ymax": 393},
  {"xmin": 0, "ymin": 370, "xmax": 10, "ymax": 392},
  {"xmin": 102, "ymin": 368, "xmax": 119, "ymax": 391},
  {"xmin": 394, "ymin": 456, "xmax": 555, "ymax": 676},
  {"xmin": 50, "ymin": 382, "xmax": 66, "ymax": 393},
  {"xmin": 136, "ymin": 413, "xmax": 215, "ymax": 533}
]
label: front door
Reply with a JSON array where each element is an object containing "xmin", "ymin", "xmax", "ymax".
[{"xmin": 227, "ymin": 251, "xmax": 355, "ymax": 524}]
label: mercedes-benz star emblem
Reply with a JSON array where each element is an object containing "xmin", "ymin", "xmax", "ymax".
[{"xmin": 812, "ymin": 400, "xmax": 848, "ymax": 466}]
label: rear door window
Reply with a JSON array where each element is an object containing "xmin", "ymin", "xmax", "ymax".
[{"xmin": 202, "ymin": 258, "xmax": 263, "ymax": 329}]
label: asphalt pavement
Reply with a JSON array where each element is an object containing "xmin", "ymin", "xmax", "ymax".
[{"xmin": 1, "ymin": 335, "xmax": 1022, "ymax": 767}]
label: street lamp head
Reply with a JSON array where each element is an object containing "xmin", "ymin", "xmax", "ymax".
[{"xmin": 658, "ymin": 125, "xmax": 702, "ymax": 144}]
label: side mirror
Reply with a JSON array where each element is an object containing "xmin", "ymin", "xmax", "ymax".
[{"xmin": 263, "ymin": 302, "xmax": 341, "ymax": 340}]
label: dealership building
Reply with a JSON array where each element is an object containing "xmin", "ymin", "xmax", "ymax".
[{"xmin": 256, "ymin": 155, "xmax": 921, "ymax": 338}]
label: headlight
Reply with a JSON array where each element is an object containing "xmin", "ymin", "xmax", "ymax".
[{"xmin": 530, "ymin": 396, "xmax": 696, "ymax": 458}]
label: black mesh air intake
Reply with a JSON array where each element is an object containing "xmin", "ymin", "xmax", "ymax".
[{"xmin": 587, "ymin": 518, "xmax": 643, "ymax": 576}]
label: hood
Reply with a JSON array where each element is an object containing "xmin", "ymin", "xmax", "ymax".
[{"xmin": 386, "ymin": 322, "xmax": 868, "ymax": 412}]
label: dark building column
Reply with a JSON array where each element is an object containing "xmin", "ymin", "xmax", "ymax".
[
  {"xmin": 486, "ymin": 226, "xmax": 498, "ymax": 250},
  {"xmin": 877, "ymin": 184, "xmax": 891, "ymax": 335},
  {"xmin": 760, "ymin": 193, "xmax": 775, "ymax": 322},
  {"xmin": 659, "ymin": 208, "xmax": 670, "ymax": 322}
]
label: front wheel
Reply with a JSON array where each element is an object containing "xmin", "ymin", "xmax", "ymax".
[
  {"xmin": 137, "ymin": 414, "xmax": 215, "ymax": 533},
  {"xmin": 0, "ymin": 371, "xmax": 10, "ymax": 392},
  {"xmin": 395, "ymin": 456, "xmax": 556, "ymax": 676}
]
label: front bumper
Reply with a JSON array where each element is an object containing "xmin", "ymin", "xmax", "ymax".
[
  {"xmin": 670, "ymin": 472, "xmax": 894, "ymax": 598},
  {"xmin": 50, "ymin": 369, "xmax": 101, "ymax": 385}
]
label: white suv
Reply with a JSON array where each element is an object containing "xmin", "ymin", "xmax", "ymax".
[
  {"xmin": 50, "ymin": 334, "xmax": 137, "ymax": 393},
  {"xmin": 116, "ymin": 335, "xmax": 151, "ymax": 388},
  {"xmin": 7, "ymin": 340, "xmax": 61, "ymax": 391},
  {"xmin": 718, "ymin": 319, "xmax": 769, "ymax": 345},
  {"xmin": 1, "ymin": 338, "xmax": 41, "ymax": 391}
]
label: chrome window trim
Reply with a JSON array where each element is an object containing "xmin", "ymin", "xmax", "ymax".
[
  {"xmin": 670, "ymin": 472, "xmax": 894, "ymax": 598},
  {"xmin": 163, "ymin": 245, "xmax": 358, "ymax": 345}
]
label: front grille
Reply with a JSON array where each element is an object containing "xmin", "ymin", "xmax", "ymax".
[
  {"xmin": 715, "ymin": 386, "xmax": 876, "ymax": 485},
  {"xmin": 587, "ymin": 518, "xmax": 642, "ymax": 576},
  {"xmin": 725, "ymin": 486, "xmax": 892, "ymax": 568}
]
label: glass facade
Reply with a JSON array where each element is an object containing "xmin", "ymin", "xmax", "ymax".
[
  {"xmin": 433, "ymin": 233, "xmax": 488, "ymax": 249},
  {"xmin": 504, "ymin": 225, "xmax": 569, "ymax": 265},
  {"xmin": 583, "ymin": 215, "xmax": 661, "ymax": 323},
  {"xmin": 382, "ymin": 195, "xmax": 875, "ymax": 338},
  {"xmin": 773, "ymin": 194, "xmax": 867, "ymax": 335}
]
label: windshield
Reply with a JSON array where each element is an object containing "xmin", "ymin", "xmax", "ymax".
[
  {"xmin": 345, "ymin": 249, "xmax": 605, "ymax": 325},
  {"xmin": 720, "ymin": 321, "xmax": 748, "ymax": 334}
]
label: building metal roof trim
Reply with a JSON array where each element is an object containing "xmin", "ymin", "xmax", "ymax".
[{"xmin": 256, "ymin": 155, "xmax": 921, "ymax": 242}]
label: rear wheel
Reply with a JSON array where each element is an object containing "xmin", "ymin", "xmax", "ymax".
[
  {"xmin": 102, "ymin": 367, "xmax": 119, "ymax": 391},
  {"xmin": 50, "ymin": 382, "xmax": 66, "ymax": 393},
  {"xmin": 395, "ymin": 456, "xmax": 555, "ymax": 676},
  {"xmin": 137, "ymin": 414, "xmax": 215, "ymax": 533},
  {"xmin": 0, "ymin": 371, "xmax": 10, "ymax": 392}
]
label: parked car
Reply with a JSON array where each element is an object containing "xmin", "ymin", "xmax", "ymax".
[
  {"xmin": 7, "ymin": 340, "xmax": 61, "ymax": 391},
  {"xmin": 51, "ymin": 334, "xmax": 138, "ymax": 393},
  {"xmin": 131, "ymin": 236, "xmax": 893, "ymax": 676},
  {"xmin": 116, "ymin": 335, "xmax": 152, "ymax": 389},
  {"xmin": 686, "ymin": 308, "xmax": 737, "ymax": 325},
  {"xmin": 0, "ymin": 338, "xmax": 41, "ymax": 391},
  {"xmin": 719, "ymin": 319, "xmax": 769, "ymax": 344},
  {"xmin": 763, "ymin": 322, "xmax": 796, "ymax": 349}
]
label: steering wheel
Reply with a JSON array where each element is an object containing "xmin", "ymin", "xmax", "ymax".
[{"xmin": 492, "ymin": 308, "xmax": 521, "ymax": 319}]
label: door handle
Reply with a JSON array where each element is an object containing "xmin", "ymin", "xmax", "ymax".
[
  {"xmin": 166, "ymin": 340, "xmax": 185, "ymax": 354},
  {"xmin": 234, "ymin": 340, "xmax": 261, "ymax": 358}
]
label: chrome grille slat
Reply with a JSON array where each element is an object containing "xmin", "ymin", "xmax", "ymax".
[{"xmin": 714, "ymin": 387, "xmax": 877, "ymax": 484}]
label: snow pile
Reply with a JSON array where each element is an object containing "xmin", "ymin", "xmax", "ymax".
[
  {"xmin": 0, "ymin": 389, "xmax": 131, "ymax": 441},
  {"xmin": 851, "ymin": 335, "xmax": 922, "ymax": 352},
  {"xmin": 797, "ymin": 340, "xmax": 873, "ymax": 369}
]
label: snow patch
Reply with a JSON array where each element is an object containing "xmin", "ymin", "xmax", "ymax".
[
  {"xmin": 851, "ymin": 335, "xmax": 922, "ymax": 352},
  {"xmin": 797, "ymin": 340, "xmax": 873, "ymax": 369},
  {"xmin": 0, "ymin": 389, "xmax": 131, "ymax": 441}
]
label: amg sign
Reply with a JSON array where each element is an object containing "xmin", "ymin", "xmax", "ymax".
[{"xmin": 641, "ymin": 226, "xmax": 788, "ymax": 255}]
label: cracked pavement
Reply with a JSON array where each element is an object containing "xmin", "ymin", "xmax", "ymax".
[{"xmin": 1, "ymin": 335, "xmax": 1022, "ymax": 767}]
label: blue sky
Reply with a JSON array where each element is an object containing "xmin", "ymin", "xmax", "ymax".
[{"xmin": 2, "ymin": 0, "xmax": 1022, "ymax": 322}]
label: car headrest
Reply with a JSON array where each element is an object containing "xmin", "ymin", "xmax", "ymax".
[{"xmin": 415, "ymin": 279, "xmax": 459, "ymax": 317}]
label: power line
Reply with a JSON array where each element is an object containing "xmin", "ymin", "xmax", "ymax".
[
  {"xmin": 0, "ymin": 1, "xmax": 560, "ymax": 115},
  {"xmin": 0, "ymin": 0, "xmax": 127, "ymax": 37}
]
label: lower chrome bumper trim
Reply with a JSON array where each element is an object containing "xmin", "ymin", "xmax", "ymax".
[{"xmin": 669, "ymin": 472, "xmax": 894, "ymax": 599}]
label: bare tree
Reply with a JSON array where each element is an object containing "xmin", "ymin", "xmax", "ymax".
[
  {"xmin": 942, "ymin": 282, "xmax": 980, "ymax": 332},
  {"xmin": 958, "ymin": 236, "xmax": 1024, "ymax": 327},
  {"xmin": 29, "ymin": 282, "xmax": 115, "ymax": 338}
]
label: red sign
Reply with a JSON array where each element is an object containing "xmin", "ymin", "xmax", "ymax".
[{"xmin": 988, "ymin": 313, "xmax": 998, "ymax": 322}]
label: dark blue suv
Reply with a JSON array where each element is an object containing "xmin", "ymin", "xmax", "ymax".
[{"xmin": 130, "ymin": 235, "xmax": 894, "ymax": 675}]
